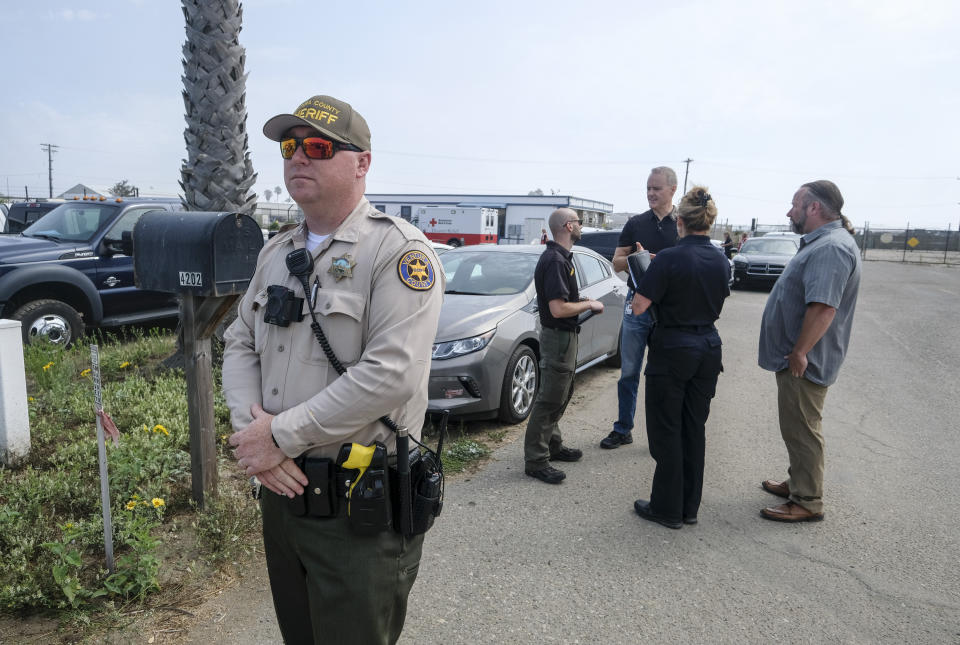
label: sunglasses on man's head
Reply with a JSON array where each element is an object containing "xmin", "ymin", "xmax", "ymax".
[{"xmin": 280, "ymin": 136, "xmax": 363, "ymax": 160}]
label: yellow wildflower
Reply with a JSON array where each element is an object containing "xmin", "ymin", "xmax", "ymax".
[
  {"xmin": 143, "ymin": 424, "xmax": 149, "ymax": 432},
  {"xmin": 132, "ymin": 494, "xmax": 140, "ymax": 500},
  {"xmin": 125, "ymin": 501, "xmax": 137, "ymax": 511},
  {"xmin": 64, "ymin": 522, "xmax": 74, "ymax": 529},
  {"xmin": 42, "ymin": 362, "xmax": 54, "ymax": 371},
  {"xmin": 80, "ymin": 368, "xmax": 91, "ymax": 377},
  {"xmin": 119, "ymin": 361, "xmax": 131, "ymax": 369},
  {"xmin": 28, "ymin": 396, "xmax": 35, "ymax": 402},
  {"xmin": 153, "ymin": 424, "xmax": 170, "ymax": 436},
  {"xmin": 152, "ymin": 498, "xmax": 165, "ymax": 508}
]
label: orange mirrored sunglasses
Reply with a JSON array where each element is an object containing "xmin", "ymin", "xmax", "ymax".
[{"xmin": 280, "ymin": 136, "xmax": 362, "ymax": 160}]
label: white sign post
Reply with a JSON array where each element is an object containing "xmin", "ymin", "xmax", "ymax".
[
  {"xmin": 90, "ymin": 345, "xmax": 115, "ymax": 574},
  {"xmin": 0, "ymin": 319, "xmax": 30, "ymax": 466}
]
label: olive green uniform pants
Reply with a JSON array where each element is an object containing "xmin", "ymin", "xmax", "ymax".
[
  {"xmin": 260, "ymin": 490, "xmax": 424, "ymax": 645},
  {"xmin": 524, "ymin": 327, "xmax": 577, "ymax": 469},
  {"xmin": 776, "ymin": 370, "xmax": 829, "ymax": 514}
]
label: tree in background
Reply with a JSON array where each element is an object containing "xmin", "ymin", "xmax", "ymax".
[
  {"xmin": 274, "ymin": 185, "xmax": 282, "ymax": 202},
  {"xmin": 264, "ymin": 188, "xmax": 273, "ymax": 202},
  {"xmin": 179, "ymin": 0, "xmax": 257, "ymax": 214},
  {"xmin": 528, "ymin": 188, "xmax": 544, "ymax": 196},
  {"xmin": 109, "ymin": 179, "xmax": 139, "ymax": 197}
]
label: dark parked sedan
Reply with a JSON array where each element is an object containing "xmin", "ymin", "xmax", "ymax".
[
  {"xmin": 576, "ymin": 229, "xmax": 622, "ymax": 261},
  {"xmin": 732, "ymin": 234, "xmax": 801, "ymax": 288},
  {"xmin": 429, "ymin": 244, "xmax": 627, "ymax": 423}
]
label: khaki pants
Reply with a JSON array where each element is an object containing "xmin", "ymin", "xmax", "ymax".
[
  {"xmin": 776, "ymin": 370, "xmax": 829, "ymax": 514},
  {"xmin": 524, "ymin": 327, "xmax": 577, "ymax": 469}
]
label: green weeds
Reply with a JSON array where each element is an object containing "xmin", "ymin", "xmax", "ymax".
[
  {"xmin": 0, "ymin": 328, "xmax": 256, "ymax": 617},
  {"xmin": 442, "ymin": 438, "xmax": 491, "ymax": 474}
]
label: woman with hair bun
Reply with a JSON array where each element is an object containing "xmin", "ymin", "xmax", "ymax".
[{"xmin": 629, "ymin": 186, "xmax": 730, "ymax": 529}]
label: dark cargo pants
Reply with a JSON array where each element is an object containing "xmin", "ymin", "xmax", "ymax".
[
  {"xmin": 524, "ymin": 327, "xmax": 577, "ymax": 469},
  {"xmin": 260, "ymin": 489, "xmax": 424, "ymax": 645}
]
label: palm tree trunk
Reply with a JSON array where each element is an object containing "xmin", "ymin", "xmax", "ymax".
[{"xmin": 180, "ymin": 0, "xmax": 257, "ymax": 214}]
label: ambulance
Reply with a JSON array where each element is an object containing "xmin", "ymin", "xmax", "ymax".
[{"xmin": 413, "ymin": 206, "xmax": 498, "ymax": 246}]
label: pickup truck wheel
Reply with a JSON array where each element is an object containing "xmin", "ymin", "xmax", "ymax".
[{"xmin": 12, "ymin": 299, "xmax": 85, "ymax": 347}]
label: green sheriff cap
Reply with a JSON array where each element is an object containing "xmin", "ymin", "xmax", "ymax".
[{"xmin": 263, "ymin": 94, "xmax": 371, "ymax": 151}]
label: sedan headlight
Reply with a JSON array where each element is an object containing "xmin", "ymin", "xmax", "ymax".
[
  {"xmin": 733, "ymin": 256, "xmax": 748, "ymax": 266},
  {"xmin": 432, "ymin": 329, "xmax": 496, "ymax": 360}
]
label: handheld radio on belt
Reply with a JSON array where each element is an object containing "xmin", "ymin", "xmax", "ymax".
[{"xmin": 274, "ymin": 248, "xmax": 444, "ymax": 537}]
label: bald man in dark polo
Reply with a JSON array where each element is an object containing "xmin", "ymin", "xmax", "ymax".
[{"xmin": 524, "ymin": 208, "xmax": 604, "ymax": 484}]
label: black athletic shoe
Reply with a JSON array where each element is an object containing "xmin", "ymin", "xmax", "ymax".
[
  {"xmin": 549, "ymin": 446, "xmax": 583, "ymax": 462},
  {"xmin": 600, "ymin": 431, "xmax": 633, "ymax": 449},
  {"xmin": 525, "ymin": 465, "xmax": 566, "ymax": 484}
]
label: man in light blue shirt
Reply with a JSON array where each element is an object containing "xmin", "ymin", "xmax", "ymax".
[{"xmin": 758, "ymin": 180, "xmax": 861, "ymax": 523}]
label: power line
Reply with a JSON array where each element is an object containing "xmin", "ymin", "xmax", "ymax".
[
  {"xmin": 375, "ymin": 150, "xmax": 679, "ymax": 166},
  {"xmin": 695, "ymin": 160, "xmax": 954, "ymax": 181}
]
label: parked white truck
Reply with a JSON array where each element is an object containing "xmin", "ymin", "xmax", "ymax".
[{"xmin": 412, "ymin": 206, "xmax": 498, "ymax": 246}]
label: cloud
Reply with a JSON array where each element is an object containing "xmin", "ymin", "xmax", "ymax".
[{"xmin": 54, "ymin": 8, "xmax": 96, "ymax": 21}]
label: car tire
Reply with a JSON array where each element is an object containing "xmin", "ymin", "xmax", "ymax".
[
  {"xmin": 446, "ymin": 238, "xmax": 462, "ymax": 248},
  {"xmin": 498, "ymin": 345, "xmax": 538, "ymax": 424},
  {"xmin": 11, "ymin": 299, "xmax": 85, "ymax": 347},
  {"xmin": 604, "ymin": 330, "xmax": 622, "ymax": 368}
]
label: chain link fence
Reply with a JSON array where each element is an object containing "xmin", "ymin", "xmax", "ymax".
[
  {"xmin": 722, "ymin": 222, "xmax": 960, "ymax": 266},
  {"xmin": 857, "ymin": 225, "xmax": 960, "ymax": 265}
]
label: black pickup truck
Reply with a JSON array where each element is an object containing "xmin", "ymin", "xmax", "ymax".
[
  {"xmin": 0, "ymin": 197, "xmax": 184, "ymax": 346},
  {"xmin": 2, "ymin": 201, "xmax": 66, "ymax": 234}
]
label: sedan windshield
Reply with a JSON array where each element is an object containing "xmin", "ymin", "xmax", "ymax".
[
  {"xmin": 441, "ymin": 251, "xmax": 539, "ymax": 295},
  {"xmin": 740, "ymin": 238, "xmax": 799, "ymax": 255},
  {"xmin": 22, "ymin": 203, "xmax": 120, "ymax": 243}
]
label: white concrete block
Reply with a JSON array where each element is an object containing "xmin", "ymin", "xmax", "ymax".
[{"xmin": 0, "ymin": 319, "xmax": 30, "ymax": 465}]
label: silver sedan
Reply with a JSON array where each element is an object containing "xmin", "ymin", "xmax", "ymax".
[{"xmin": 428, "ymin": 244, "xmax": 627, "ymax": 423}]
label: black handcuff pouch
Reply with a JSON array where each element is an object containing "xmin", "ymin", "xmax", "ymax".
[{"xmin": 285, "ymin": 456, "xmax": 338, "ymax": 518}]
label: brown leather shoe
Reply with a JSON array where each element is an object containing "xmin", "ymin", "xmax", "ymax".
[
  {"xmin": 760, "ymin": 501, "xmax": 824, "ymax": 523},
  {"xmin": 761, "ymin": 479, "xmax": 789, "ymax": 498}
]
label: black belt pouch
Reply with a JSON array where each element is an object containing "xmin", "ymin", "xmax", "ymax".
[
  {"xmin": 286, "ymin": 457, "xmax": 337, "ymax": 517},
  {"xmin": 304, "ymin": 457, "xmax": 337, "ymax": 518}
]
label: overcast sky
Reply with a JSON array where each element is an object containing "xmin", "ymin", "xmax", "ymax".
[{"xmin": 1, "ymin": 0, "xmax": 957, "ymax": 229}]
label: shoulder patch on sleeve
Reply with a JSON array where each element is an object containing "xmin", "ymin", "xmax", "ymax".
[{"xmin": 398, "ymin": 249, "xmax": 436, "ymax": 291}]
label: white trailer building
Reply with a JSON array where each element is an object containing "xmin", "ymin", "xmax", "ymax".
[{"xmin": 364, "ymin": 193, "xmax": 614, "ymax": 244}]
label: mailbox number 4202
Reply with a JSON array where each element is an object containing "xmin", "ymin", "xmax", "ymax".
[{"xmin": 179, "ymin": 271, "xmax": 203, "ymax": 287}]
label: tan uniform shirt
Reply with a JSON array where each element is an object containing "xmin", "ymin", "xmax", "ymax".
[{"xmin": 222, "ymin": 198, "xmax": 444, "ymax": 459}]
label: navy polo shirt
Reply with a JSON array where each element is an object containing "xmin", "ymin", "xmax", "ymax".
[
  {"xmin": 637, "ymin": 235, "xmax": 730, "ymax": 328},
  {"xmin": 535, "ymin": 241, "xmax": 580, "ymax": 332},
  {"xmin": 618, "ymin": 209, "xmax": 679, "ymax": 256}
]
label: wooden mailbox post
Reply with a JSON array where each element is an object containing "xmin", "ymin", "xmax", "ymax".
[{"xmin": 133, "ymin": 211, "xmax": 263, "ymax": 508}]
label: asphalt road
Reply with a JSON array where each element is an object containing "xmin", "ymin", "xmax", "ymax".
[{"xmin": 183, "ymin": 260, "xmax": 960, "ymax": 644}]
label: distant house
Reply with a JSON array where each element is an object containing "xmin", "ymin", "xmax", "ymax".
[{"xmin": 57, "ymin": 183, "xmax": 114, "ymax": 199}]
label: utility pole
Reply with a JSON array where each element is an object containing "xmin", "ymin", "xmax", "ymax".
[
  {"xmin": 40, "ymin": 143, "xmax": 58, "ymax": 198},
  {"xmin": 682, "ymin": 158, "xmax": 693, "ymax": 194}
]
